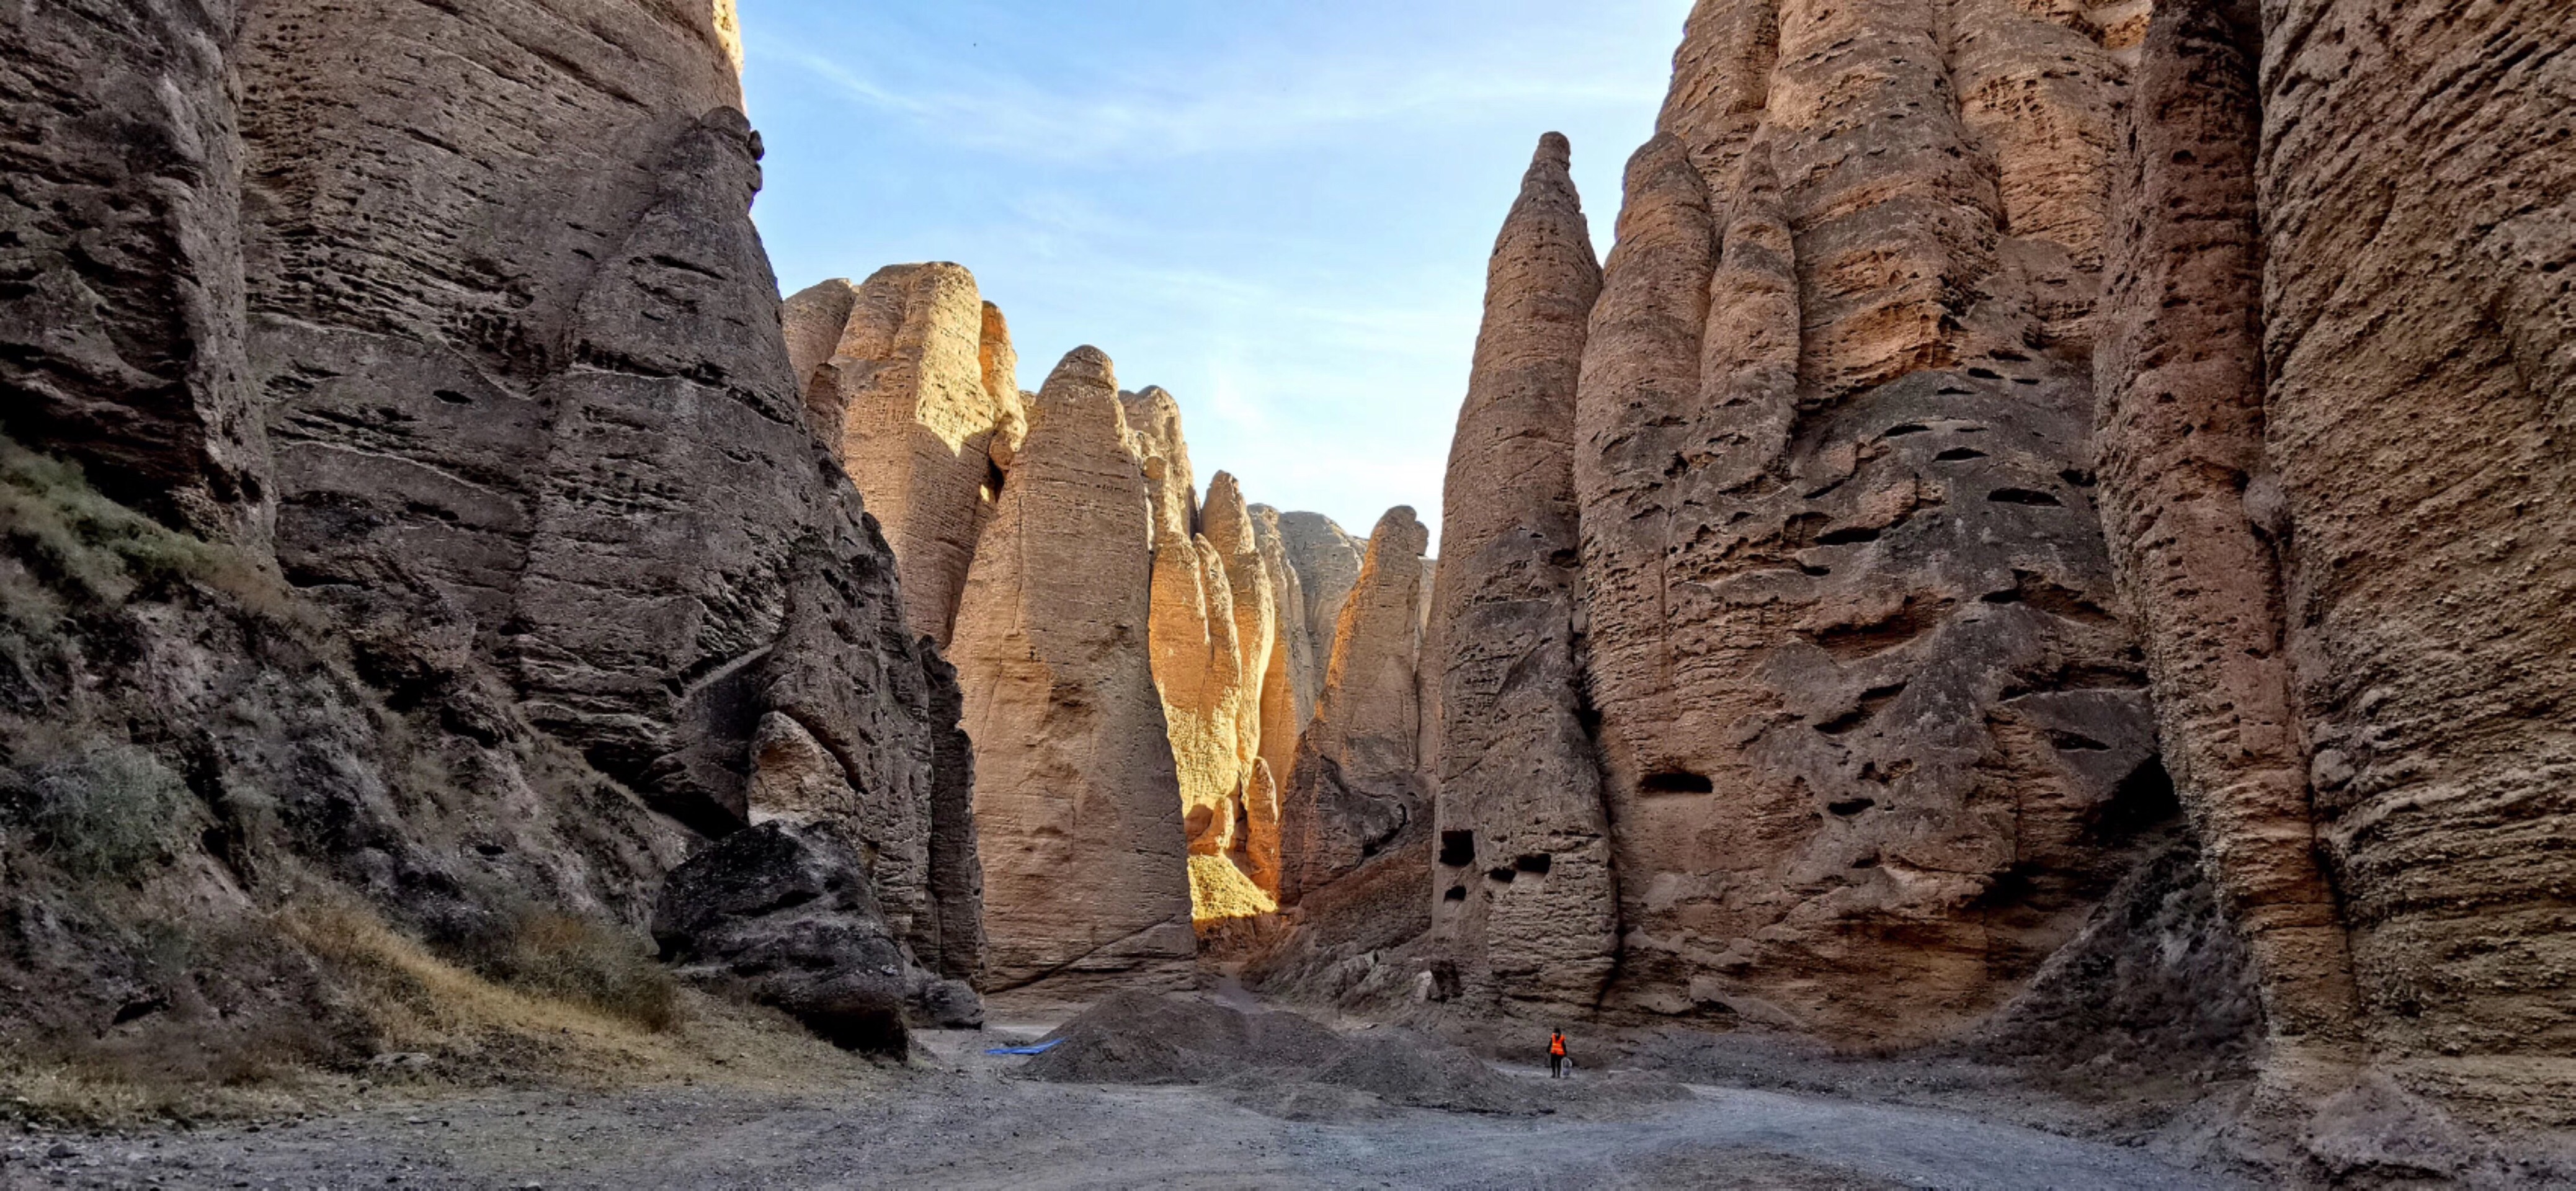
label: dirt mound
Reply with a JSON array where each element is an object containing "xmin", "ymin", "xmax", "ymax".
[
  {"xmin": 1017, "ymin": 993, "xmax": 1688, "ymax": 1123},
  {"xmin": 1311, "ymin": 1028, "xmax": 1526, "ymax": 1114},
  {"xmin": 1019, "ymin": 991, "xmax": 1347, "ymax": 1085}
]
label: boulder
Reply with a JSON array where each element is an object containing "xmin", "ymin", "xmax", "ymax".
[{"xmin": 652, "ymin": 822, "xmax": 935, "ymax": 1055}]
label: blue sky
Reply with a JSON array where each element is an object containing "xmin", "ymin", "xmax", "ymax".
[{"xmin": 738, "ymin": 1, "xmax": 1689, "ymax": 542}]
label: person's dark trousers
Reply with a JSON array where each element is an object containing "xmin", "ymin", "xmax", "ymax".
[{"xmin": 1549, "ymin": 1055, "xmax": 1564, "ymax": 1079}]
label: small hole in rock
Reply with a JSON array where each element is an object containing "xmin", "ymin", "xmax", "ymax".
[
  {"xmin": 1514, "ymin": 853, "xmax": 1553, "ymax": 875},
  {"xmin": 1935, "ymin": 447, "xmax": 1987, "ymax": 462},
  {"xmin": 1641, "ymin": 771, "xmax": 1714, "ymax": 795},
  {"xmin": 1828, "ymin": 798, "xmax": 1877, "ymax": 817},
  {"xmin": 1443, "ymin": 886, "xmax": 1468, "ymax": 902},
  {"xmin": 1989, "ymin": 488, "xmax": 2063, "ymax": 507},
  {"xmin": 1439, "ymin": 830, "xmax": 1476, "ymax": 867}
]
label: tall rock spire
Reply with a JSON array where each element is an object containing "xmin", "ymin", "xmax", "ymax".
[
  {"xmin": 1567, "ymin": 0, "xmax": 2157, "ymax": 1045},
  {"xmin": 780, "ymin": 264, "xmax": 1026, "ymax": 646},
  {"xmin": 1425, "ymin": 133, "xmax": 1616, "ymax": 1008},
  {"xmin": 1280, "ymin": 506, "xmax": 1431, "ymax": 904},
  {"xmin": 950, "ymin": 347, "xmax": 1194, "ymax": 993}
]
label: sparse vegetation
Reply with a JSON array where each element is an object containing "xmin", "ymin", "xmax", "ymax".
[
  {"xmin": 0, "ymin": 432, "xmax": 302, "ymax": 625},
  {"xmin": 466, "ymin": 907, "xmax": 682, "ymax": 1032},
  {"xmin": 20, "ymin": 742, "xmax": 195, "ymax": 882}
]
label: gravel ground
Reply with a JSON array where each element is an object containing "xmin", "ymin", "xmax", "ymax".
[{"xmin": 0, "ymin": 1017, "xmax": 2241, "ymax": 1190}]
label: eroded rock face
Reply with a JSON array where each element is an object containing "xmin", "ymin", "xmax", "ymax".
[
  {"xmin": 1567, "ymin": 0, "xmax": 2159, "ymax": 1042},
  {"xmin": 2093, "ymin": 0, "xmax": 2361, "ymax": 1082},
  {"xmin": 2095, "ymin": 0, "xmax": 2576, "ymax": 1131},
  {"xmin": 1273, "ymin": 511, "xmax": 1366, "ymax": 707},
  {"xmin": 781, "ymin": 265, "xmax": 1025, "ymax": 645},
  {"xmin": 1281, "ymin": 507, "xmax": 1431, "ymax": 904},
  {"xmin": 0, "ymin": 0, "xmax": 978, "ymax": 1062},
  {"xmin": 951, "ymin": 347, "xmax": 1195, "ymax": 993},
  {"xmin": 1425, "ymin": 135, "xmax": 1617, "ymax": 1009},
  {"xmin": 0, "ymin": 0, "xmax": 269, "ymax": 543}
]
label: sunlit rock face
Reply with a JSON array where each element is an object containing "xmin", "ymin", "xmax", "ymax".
[
  {"xmin": 782, "ymin": 265, "xmax": 1025, "ymax": 646},
  {"xmin": 949, "ymin": 347, "xmax": 1195, "ymax": 994},
  {"xmin": 1553, "ymin": 0, "xmax": 2160, "ymax": 1044}
]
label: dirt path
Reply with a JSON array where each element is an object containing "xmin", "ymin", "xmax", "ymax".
[{"xmin": 1, "ymin": 1040, "xmax": 2239, "ymax": 1189}]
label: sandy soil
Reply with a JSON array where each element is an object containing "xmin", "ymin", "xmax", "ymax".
[{"xmin": 0, "ymin": 1004, "xmax": 2242, "ymax": 1190}]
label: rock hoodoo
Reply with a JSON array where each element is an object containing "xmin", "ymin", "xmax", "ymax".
[
  {"xmin": 1562, "ymin": 0, "xmax": 2159, "ymax": 1042},
  {"xmin": 1280, "ymin": 507, "xmax": 1432, "ymax": 904},
  {"xmin": 780, "ymin": 265, "xmax": 1025, "ymax": 646},
  {"xmin": 949, "ymin": 347, "xmax": 1197, "ymax": 993},
  {"xmin": 1424, "ymin": 133, "xmax": 1616, "ymax": 1010}
]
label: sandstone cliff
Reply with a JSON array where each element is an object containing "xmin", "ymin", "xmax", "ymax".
[
  {"xmin": 2098, "ymin": 0, "xmax": 2576, "ymax": 1143},
  {"xmin": 1424, "ymin": 134, "xmax": 1617, "ymax": 1010},
  {"xmin": 1280, "ymin": 507, "xmax": 1432, "ymax": 905},
  {"xmin": 950, "ymin": 347, "xmax": 1195, "ymax": 993},
  {"xmin": 1, "ymin": 0, "xmax": 979, "ymax": 1063},
  {"xmin": 1562, "ymin": 0, "xmax": 2159, "ymax": 1042},
  {"xmin": 780, "ymin": 265, "xmax": 1025, "ymax": 646}
]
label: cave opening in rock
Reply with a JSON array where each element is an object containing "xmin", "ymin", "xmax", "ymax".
[
  {"xmin": 1438, "ymin": 830, "xmax": 1476, "ymax": 867},
  {"xmin": 1640, "ymin": 771, "xmax": 1714, "ymax": 795}
]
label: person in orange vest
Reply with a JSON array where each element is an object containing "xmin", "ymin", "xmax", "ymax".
[{"xmin": 1548, "ymin": 1027, "xmax": 1569, "ymax": 1079}]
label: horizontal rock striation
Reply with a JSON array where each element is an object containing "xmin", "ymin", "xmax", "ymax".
[
  {"xmin": 0, "ymin": 0, "xmax": 979, "ymax": 1058},
  {"xmin": 2095, "ymin": 0, "xmax": 2576, "ymax": 1137}
]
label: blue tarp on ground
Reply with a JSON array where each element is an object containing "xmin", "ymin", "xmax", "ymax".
[{"xmin": 983, "ymin": 1039, "xmax": 1065, "ymax": 1056}]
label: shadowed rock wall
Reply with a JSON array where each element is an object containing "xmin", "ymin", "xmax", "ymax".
[
  {"xmin": 2100, "ymin": 0, "xmax": 2576, "ymax": 1135},
  {"xmin": 0, "ymin": 0, "xmax": 982, "ymax": 1050}
]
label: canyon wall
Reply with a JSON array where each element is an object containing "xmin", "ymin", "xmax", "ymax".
[
  {"xmin": 2098, "ymin": 0, "xmax": 2576, "ymax": 1135},
  {"xmin": 1, "ymin": 0, "xmax": 978, "ymax": 1055},
  {"xmin": 1559, "ymin": 0, "xmax": 2161, "ymax": 1042},
  {"xmin": 1397, "ymin": 0, "xmax": 2576, "ymax": 1154}
]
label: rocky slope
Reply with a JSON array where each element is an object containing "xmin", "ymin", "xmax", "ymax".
[{"xmin": 1, "ymin": 0, "xmax": 976, "ymax": 1068}]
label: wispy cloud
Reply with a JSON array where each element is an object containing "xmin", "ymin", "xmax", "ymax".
[{"xmin": 749, "ymin": 29, "xmax": 1665, "ymax": 166}]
